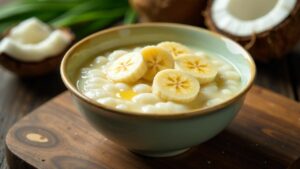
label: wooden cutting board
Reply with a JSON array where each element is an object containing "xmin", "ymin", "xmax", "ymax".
[{"xmin": 5, "ymin": 85, "xmax": 300, "ymax": 169}]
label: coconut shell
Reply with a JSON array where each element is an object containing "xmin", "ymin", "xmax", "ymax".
[
  {"xmin": 130, "ymin": 0, "xmax": 207, "ymax": 25},
  {"xmin": 204, "ymin": 0, "xmax": 300, "ymax": 62},
  {"xmin": 0, "ymin": 29, "xmax": 74, "ymax": 77}
]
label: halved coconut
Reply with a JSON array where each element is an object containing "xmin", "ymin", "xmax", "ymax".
[
  {"xmin": 0, "ymin": 18, "xmax": 74, "ymax": 76},
  {"xmin": 130, "ymin": 0, "xmax": 207, "ymax": 25},
  {"xmin": 204, "ymin": 0, "xmax": 300, "ymax": 61},
  {"xmin": 0, "ymin": 51, "xmax": 67, "ymax": 77}
]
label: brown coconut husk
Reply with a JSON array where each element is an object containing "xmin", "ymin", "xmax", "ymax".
[
  {"xmin": 204, "ymin": 0, "xmax": 300, "ymax": 62},
  {"xmin": 130, "ymin": 0, "xmax": 207, "ymax": 25},
  {"xmin": 0, "ymin": 29, "xmax": 74, "ymax": 77}
]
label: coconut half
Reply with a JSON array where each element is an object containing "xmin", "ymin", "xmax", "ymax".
[
  {"xmin": 204, "ymin": 0, "xmax": 300, "ymax": 61},
  {"xmin": 0, "ymin": 18, "xmax": 74, "ymax": 76}
]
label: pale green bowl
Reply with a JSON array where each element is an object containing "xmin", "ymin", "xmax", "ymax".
[{"xmin": 61, "ymin": 23, "xmax": 256, "ymax": 157}]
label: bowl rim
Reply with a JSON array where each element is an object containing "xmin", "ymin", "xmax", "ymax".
[{"xmin": 60, "ymin": 23, "xmax": 256, "ymax": 119}]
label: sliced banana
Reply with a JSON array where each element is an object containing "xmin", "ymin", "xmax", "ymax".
[
  {"xmin": 158, "ymin": 41, "xmax": 191, "ymax": 59},
  {"xmin": 107, "ymin": 52, "xmax": 147, "ymax": 83},
  {"xmin": 141, "ymin": 46, "xmax": 174, "ymax": 81},
  {"xmin": 152, "ymin": 69, "xmax": 200, "ymax": 103},
  {"xmin": 175, "ymin": 55, "xmax": 217, "ymax": 84}
]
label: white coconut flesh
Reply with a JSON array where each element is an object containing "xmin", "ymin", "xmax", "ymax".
[
  {"xmin": 0, "ymin": 17, "xmax": 72, "ymax": 62},
  {"xmin": 211, "ymin": 0, "xmax": 297, "ymax": 36}
]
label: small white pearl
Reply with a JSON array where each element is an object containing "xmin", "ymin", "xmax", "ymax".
[
  {"xmin": 97, "ymin": 97, "xmax": 119, "ymax": 107},
  {"xmin": 223, "ymin": 71, "xmax": 240, "ymax": 81},
  {"xmin": 154, "ymin": 103, "xmax": 168, "ymax": 113},
  {"xmin": 171, "ymin": 102, "xmax": 188, "ymax": 112},
  {"xmin": 201, "ymin": 83, "xmax": 218, "ymax": 98},
  {"xmin": 133, "ymin": 84, "xmax": 152, "ymax": 93},
  {"xmin": 114, "ymin": 83, "xmax": 130, "ymax": 91},
  {"xmin": 87, "ymin": 69, "xmax": 106, "ymax": 78},
  {"xmin": 206, "ymin": 98, "xmax": 223, "ymax": 106},
  {"xmin": 141, "ymin": 105, "xmax": 156, "ymax": 113},
  {"xmin": 108, "ymin": 50, "xmax": 128, "ymax": 61},
  {"xmin": 84, "ymin": 91, "xmax": 98, "ymax": 99},
  {"xmin": 81, "ymin": 68, "xmax": 92, "ymax": 74},
  {"xmin": 100, "ymin": 65, "xmax": 110, "ymax": 74},
  {"xmin": 85, "ymin": 77, "xmax": 109, "ymax": 84},
  {"xmin": 221, "ymin": 89, "xmax": 232, "ymax": 95},
  {"xmin": 116, "ymin": 104, "xmax": 128, "ymax": 110},
  {"xmin": 94, "ymin": 56, "xmax": 108, "ymax": 65},
  {"xmin": 102, "ymin": 84, "xmax": 119, "ymax": 93},
  {"xmin": 225, "ymin": 80, "xmax": 239, "ymax": 86},
  {"xmin": 133, "ymin": 47, "xmax": 142, "ymax": 52},
  {"xmin": 154, "ymin": 102, "xmax": 187, "ymax": 113},
  {"xmin": 194, "ymin": 51, "xmax": 207, "ymax": 59},
  {"xmin": 83, "ymin": 83, "xmax": 102, "ymax": 90},
  {"xmin": 84, "ymin": 90, "xmax": 110, "ymax": 99},
  {"xmin": 228, "ymin": 85, "xmax": 239, "ymax": 92},
  {"xmin": 132, "ymin": 93, "xmax": 160, "ymax": 104}
]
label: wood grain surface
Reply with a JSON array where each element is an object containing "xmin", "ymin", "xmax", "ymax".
[
  {"xmin": 0, "ymin": 70, "xmax": 65, "ymax": 169},
  {"xmin": 4, "ymin": 85, "xmax": 300, "ymax": 169}
]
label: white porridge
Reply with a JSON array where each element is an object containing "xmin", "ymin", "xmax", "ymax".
[{"xmin": 77, "ymin": 41, "xmax": 241, "ymax": 114}]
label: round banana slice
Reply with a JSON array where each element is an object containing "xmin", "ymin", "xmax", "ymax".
[
  {"xmin": 158, "ymin": 41, "xmax": 191, "ymax": 59},
  {"xmin": 141, "ymin": 46, "xmax": 174, "ymax": 81},
  {"xmin": 175, "ymin": 55, "xmax": 217, "ymax": 84},
  {"xmin": 107, "ymin": 52, "xmax": 147, "ymax": 83},
  {"xmin": 152, "ymin": 69, "xmax": 200, "ymax": 103}
]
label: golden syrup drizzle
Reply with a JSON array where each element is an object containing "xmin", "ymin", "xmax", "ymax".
[{"xmin": 116, "ymin": 90, "xmax": 137, "ymax": 100}]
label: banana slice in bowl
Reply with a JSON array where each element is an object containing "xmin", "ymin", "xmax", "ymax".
[
  {"xmin": 158, "ymin": 41, "xmax": 191, "ymax": 59},
  {"xmin": 141, "ymin": 46, "xmax": 174, "ymax": 81},
  {"xmin": 152, "ymin": 69, "xmax": 200, "ymax": 103},
  {"xmin": 107, "ymin": 52, "xmax": 147, "ymax": 83},
  {"xmin": 175, "ymin": 55, "xmax": 217, "ymax": 84}
]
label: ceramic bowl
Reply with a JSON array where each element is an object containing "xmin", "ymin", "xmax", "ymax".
[{"xmin": 60, "ymin": 23, "xmax": 256, "ymax": 157}]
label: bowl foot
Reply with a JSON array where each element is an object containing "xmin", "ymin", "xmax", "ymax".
[{"xmin": 132, "ymin": 148, "xmax": 190, "ymax": 157}]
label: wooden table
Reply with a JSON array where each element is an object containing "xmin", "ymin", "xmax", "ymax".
[{"xmin": 0, "ymin": 47, "xmax": 300, "ymax": 169}]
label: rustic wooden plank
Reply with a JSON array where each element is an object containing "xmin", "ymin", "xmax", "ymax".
[
  {"xmin": 255, "ymin": 58, "xmax": 295, "ymax": 99},
  {"xmin": 5, "ymin": 85, "xmax": 300, "ymax": 169},
  {"xmin": 0, "ymin": 68, "xmax": 65, "ymax": 169}
]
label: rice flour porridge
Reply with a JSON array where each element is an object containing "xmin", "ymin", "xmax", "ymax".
[{"xmin": 77, "ymin": 42, "xmax": 241, "ymax": 114}]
